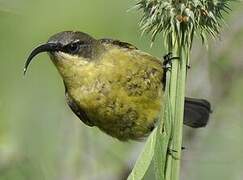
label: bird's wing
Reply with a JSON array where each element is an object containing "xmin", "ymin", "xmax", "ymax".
[
  {"xmin": 99, "ymin": 38, "xmax": 138, "ymax": 50},
  {"xmin": 100, "ymin": 38, "xmax": 211, "ymax": 128},
  {"xmin": 184, "ymin": 97, "xmax": 212, "ymax": 128},
  {"xmin": 99, "ymin": 38, "xmax": 163, "ymax": 68}
]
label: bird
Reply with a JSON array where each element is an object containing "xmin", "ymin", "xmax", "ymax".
[{"xmin": 24, "ymin": 31, "xmax": 211, "ymax": 141}]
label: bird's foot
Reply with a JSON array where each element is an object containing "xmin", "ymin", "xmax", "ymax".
[
  {"xmin": 162, "ymin": 52, "xmax": 191, "ymax": 70},
  {"xmin": 162, "ymin": 52, "xmax": 179, "ymax": 71},
  {"xmin": 162, "ymin": 52, "xmax": 179, "ymax": 90}
]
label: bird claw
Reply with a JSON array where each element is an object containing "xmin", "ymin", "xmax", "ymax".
[
  {"xmin": 163, "ymin": 52, "xmax": 191, "ymax": 70},
  {"xmin": 163, "ymin": 52, "xmax": 180, "ymax": 69},
  {"xmin": 162, "ymin": 52, "xmax": 179, "ymax": 90}
]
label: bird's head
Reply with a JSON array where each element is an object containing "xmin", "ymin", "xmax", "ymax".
[{"xmin": 24, "ymin": 31, "xmax": 103, "ymax": 79}]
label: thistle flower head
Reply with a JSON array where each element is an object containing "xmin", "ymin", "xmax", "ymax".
[{"xmin": 135, "ymin": 0, "xmax": 232, "ymax": 47}]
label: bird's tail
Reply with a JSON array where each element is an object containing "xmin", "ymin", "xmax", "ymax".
[{"xmin": 183, "ymin": 97, "xmax": 212, "ymax": 128}]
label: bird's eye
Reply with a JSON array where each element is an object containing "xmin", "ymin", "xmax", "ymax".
[{"xmin": 65, "ymin": 42, "xmax": 80, "ymax": 54}]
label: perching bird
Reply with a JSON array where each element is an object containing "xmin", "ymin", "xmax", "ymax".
[{"xmin": 24, "ymin": 31, "xmax": 211, "ymax": 141}]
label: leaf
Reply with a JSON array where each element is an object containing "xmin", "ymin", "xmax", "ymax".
[
  {"xmin": 127, "ymin": 128, "xmax": 157, "ymax": 180},
  {"xmin": 153, "ymin": 93, "xmax": 172, "ymax": 180}
]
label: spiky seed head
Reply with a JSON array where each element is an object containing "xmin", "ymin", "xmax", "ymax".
[{"xmin": 135, "ymin": 0, "xmax": 233, "ymax": 48}]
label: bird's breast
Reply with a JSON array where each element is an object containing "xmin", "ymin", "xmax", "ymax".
[{"xmin": 66, "ymin": 48, "xmax": 164, "ymax": 140}]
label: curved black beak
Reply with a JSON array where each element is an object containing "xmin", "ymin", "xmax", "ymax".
[{"xmin": 24, "ymin": 43, "xmax": 61, "ymax": 75}]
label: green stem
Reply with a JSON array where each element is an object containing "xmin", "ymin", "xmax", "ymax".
[
  {"xmin": 164, "ymin": 33, "xmax": 179, "ymax": 180},
  {"xmin": 171, "ymin": 45, "xmax": 188, "ymax": 180},
  {"xmin": 165, "ymin": 33, "xmax": 189, "ymax": 180}
]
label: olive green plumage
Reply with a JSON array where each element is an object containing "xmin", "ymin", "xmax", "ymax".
[
  {"xmin": 53, "ymin": 36, "xmax": 164, "ymax": 141},
  {"xmin": 24, "ymin": 31, "xmax": 211, "ymax": 141}
]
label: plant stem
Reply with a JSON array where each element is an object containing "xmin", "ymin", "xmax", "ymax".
[
  {"xmin": 163, "ymin": 39, "xmax": 174, "ymax": 180},
  {"xmin": 171, "ymin": 46, "xmax": 188, "ymax": 180},
  {"xmin": 160, "ymin": 32, "xmax": 189, "ymax": 180}
]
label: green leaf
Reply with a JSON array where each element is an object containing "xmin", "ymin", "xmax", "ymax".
[
  {"xmin": 127, "ymin": 128, "xmax": 157, "ymax": 180},
  {"xmin": 154, "ymin": 92, "xmax": 172, "ymax": 180}
]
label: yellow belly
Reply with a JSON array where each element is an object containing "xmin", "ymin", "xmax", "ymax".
[{"xmin": 66, "ymin": 48, "xmax": 164, "ymax": 140}]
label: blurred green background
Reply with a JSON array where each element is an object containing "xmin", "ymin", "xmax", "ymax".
[{"xmin": 0, "ymin": 0, "xmax": 243, "ymax": 180}]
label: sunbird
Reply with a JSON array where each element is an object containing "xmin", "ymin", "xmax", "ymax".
[{"xmin": 24, "ymin": 31, "xmax": 211, "ymax": 141}]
